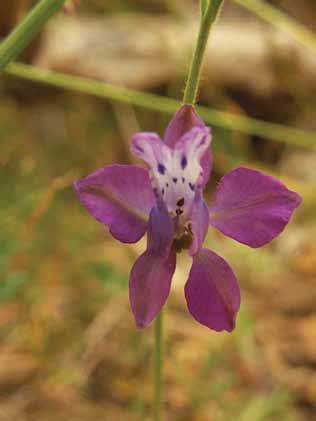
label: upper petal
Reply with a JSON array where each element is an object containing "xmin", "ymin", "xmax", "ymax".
[
  {"xmin": 164, "ymin": 105, "xmax": 212, "ymax": 186},
  {"xmin": 74, "ymin": 164, "xmax": 155, "ymax": 243},
  {"xmin": 164, "ymin": 104, "xmax": 205, "ymax": 148},
  {"xmin": 209, "ymin": 167, "xmax": 302, "ymax": 248},
  {"xmin": 174, "ymin": 126, "xmax": 211, "ymax": 190},
  {"xmin": 131, "ymin": 127, "xmax": 211, "ymax": 215},
  {"xmin": 129, "ymin": 249, "xmax": 176, "ymax": 328},
  {"xmin": 131, "ymin": 132, "xmax": 168, "ymax": 172},
  {"xmin": 184, "ymin": 248, "xmax": 240, "ymax": 332}
]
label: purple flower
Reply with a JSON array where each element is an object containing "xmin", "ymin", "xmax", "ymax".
[{"xmin": 74, "ymin": 105, "xmax": 302, "ymax": 332}]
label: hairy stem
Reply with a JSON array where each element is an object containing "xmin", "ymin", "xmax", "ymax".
[{"xmin": 183, "ymin": 0, "xmax": 224, "ymax": 104}]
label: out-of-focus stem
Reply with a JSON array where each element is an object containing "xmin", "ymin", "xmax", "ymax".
[
  {"xmin": 234, "ymin": 0, "xmax": 316, "ymax": 52},
  {"xmin": 0, "ymin": 0, "xmax": 65, "ymax": 71},
  {"xmin": 5, "ymin": 62, "xmax": 316, "ymax": 149}
]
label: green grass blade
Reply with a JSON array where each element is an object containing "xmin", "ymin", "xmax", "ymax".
[
  {"xmin": 234, "ymin": 0, "xmax": 316, "ymax": 52},
  {"xmin": 0, "ymin": 0, "xmax": 65, "ymax": 71},
  {"xmin": 5, "ymin": 62, "xmax": 316, "ymax": 149}
]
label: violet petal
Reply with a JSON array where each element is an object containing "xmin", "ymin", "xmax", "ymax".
[
  {"xmin": 209, "ymin": 167, "xmax": 302, "ymax": 248},
  {"xmin": 164, "ymin": 104, "xmax": 204, "ymax": 148},
  {"xmin": 175, "ymin": 126, "xmax": 211, "ymax": 188},
  {"xmin": 189, "ymin": 193, "xmax": 210, "ymax": 256},
  {"xmin": 74, "ymin": 164, "xmax": 155, "ymax": 243},
  {"xmin": 164, "ymin": 105, "xmax": 212, "ymax": 186},
  {"xmin": 129, "ymin": 196, "xmax": 175, "ymax": 328},
  {"xmin": 185, "ymin": 248, "xmax": 240, "ymax": 332},
  {"xmin": 147, "ymin": 199, "xmax": 174, "ymax": 257},
  {"xmin": 129, "ymin": 249, "xmax": 176, "ymax": 328},
  {"xmin": 131, "ymin": 132, "xmax": 168, "ymax": 170}
]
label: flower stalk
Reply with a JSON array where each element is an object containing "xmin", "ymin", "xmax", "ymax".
[
  {"xmin": 154, "ymin": 311, "xmax": 163, "ymax": 421},
  {"xmin": 154, "ymin": 2, "xmax": 225, "ymax": 419},
  {"xmin": 0, "ymin": 0, "xmax": 65, "ymax": 71},
  {"xmin": 183, "ymin": 0, "xmax": 225, "ymax": 104}
]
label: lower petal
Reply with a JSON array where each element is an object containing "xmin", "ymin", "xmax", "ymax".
[
  {"xmin": 184, "ymin": 248, "xmax": 240, "ymax": 332},
  {"xmin": 209, "ymin": 167, "xmax": 302, "ymax": 248},
  {"xmin": 129, "ymin": 250, "xmax": 176, "ymax": 328}
]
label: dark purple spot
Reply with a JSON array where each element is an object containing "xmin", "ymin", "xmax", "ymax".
[
  {"xmin": 136, "ymin": 145, "xmax": 144, "ymax": 153},
  {"xmin": 181, "ymin": 155, "xmax": 187, "ymax": 169},
  {"xmin": 189, "ymin": 183, "xmax": 195, "ymax": 192},
  {"xmin": 161, "ymin": 188, "xmax": 165, "ymax": 195},
  {"xmin": 176, "ymin": 209, "xmax": 184, "ymax": 216},
  {"xmin": 199, "ymin": 137, "xmax": 206, "ymax": 146},
  {"xmin": 158, "ymin": 163, "xmax": 166, "ymax": 175},
  {"xmin": 166, "ymin": 183, "xmax": 169, "ymax": 188},
  {"xmin": 172, "ymin": 177, "xmax": 178, "ymax": 184},
  {"xmin": 182, "ymin": 177, "xmax": 185, "ymax": 183},
  {"xmin": 177, "ymin": 198, "xmax": 184, "ymax": 207}
]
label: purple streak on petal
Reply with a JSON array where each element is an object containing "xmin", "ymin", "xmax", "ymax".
[
  {"xmin": 164, "ymin": 105, "xmax": 212, "ymax": 186},
  {"xmin": 164, "ymin": 105, "xmax": 204, "ymax": 148},
  {"xmin": 129, "ymin": 250, "xmax": 176, "ymax": 328},
  {"xmin": 74, "ymin": 164, "xmax": 155, "ymax": 243},
  {"xmin": 189, "ymin": 193, "xmax": 210, "ymax": 256},
  {"xmin": 185, "ymin": 248, "xmax": 240, "ymax": 332},
  {"xmin": 147, "ymin": 199, "xmax": 174, "ymax": 257},
  {"xmin": 175, "ymin": 126, "xmax": 211, "ymax": 163},
  {"xmin": 209, "ymin": 167, "xmax": 302, "ymax": 248},
  {"xmin": 131, "ymin": 132, "xmax": 168, "ymax": 170}
]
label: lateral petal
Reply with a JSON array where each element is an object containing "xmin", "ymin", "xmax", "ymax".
[
  {"xmin": 74, "ymin": 164, "xmax": 155, "ymax": 243},
  {"xmin": 209, "ymin": 167, "xmax": 302, "ymax": 248}
]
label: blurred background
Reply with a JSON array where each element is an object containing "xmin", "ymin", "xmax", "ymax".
[{"xmin": 0, "ymin": 0, "xmax": 316, "ymax": 420}]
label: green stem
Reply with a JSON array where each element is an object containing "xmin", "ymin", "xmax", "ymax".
[
  {"xmin": 0, "ymin": 0, "xmax": 65, "ymax": 71},
  {"xmin": 183, "ymin": 0, "xmax": 224, "ymax": 104},
  {"xmin": 154, "ymin": 311, "xmax": 163, "ymax": 421}
]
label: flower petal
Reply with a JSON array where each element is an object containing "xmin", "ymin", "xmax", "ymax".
[
  {"xmin": 131, "ymin": 126, "xmax": 211, "ymax": 214},
  {"xmin": 200, "ymin": 149, "xmax": 212, "ymax": 187},
  {"xmin": 164, "ymin": 104, "xmax": 204, "ymax": 148},
  {"xmin": 74, "ymin": 164, "xmax": 155, "ymax": 243},
  {"xmin": 174, "ymin": 126, "xmax": 211, "ymax": 189},
  {"xmin": 189, "ymin": 193, "xmax": 210, "ymax": 256},
  {"xmin": 129, "ymin": 250, "xmax": 176, "ymax": 328},
  {"xmin": 184, "ymin": 248, "xmax": 240, "ymax": 332},
  {"xmin": 131, "ymin": 132, "xmax": 168, "ymax": 171},
  {"xmin": 129, "ymin": 197, "xmax": 175, "ymax": 328},
  {"xmin": 209, "ymin": 167, "xmax": 302, "ymax": 248},
  {"xmin": 147, "ymin": 199, "xmax": 174, "ymax": 257},
  {"xmin": 164, "ymin": 105, "xmax": 212, "ymax": 186}
]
